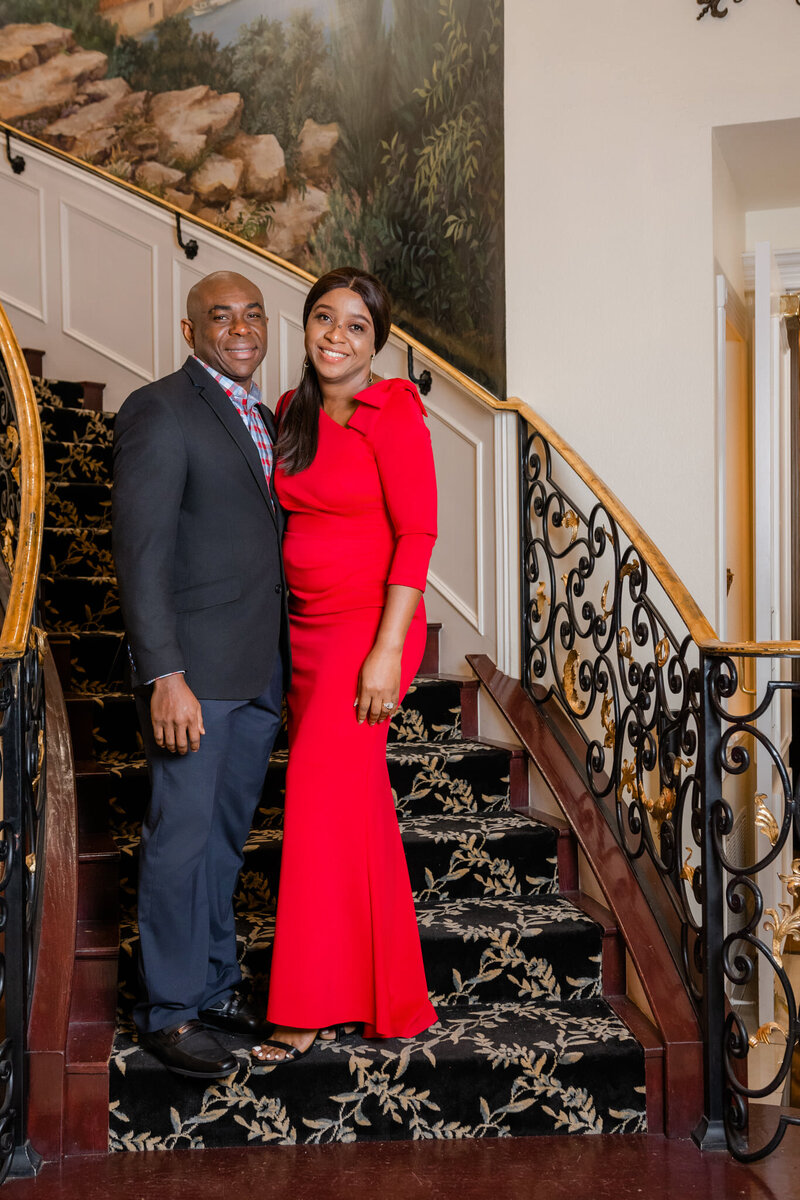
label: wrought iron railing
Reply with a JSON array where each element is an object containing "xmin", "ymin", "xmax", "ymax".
[
  {"xmin": 0, "ymin": 302, "xmax": 45, "ymax": 1180},
  {"xmin": 518, "ymin": 403, "xmax": 800, "ymax": 1163}
]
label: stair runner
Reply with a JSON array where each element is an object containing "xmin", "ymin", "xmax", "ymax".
[{"xmin": 35, "ymin": 376, "xmax": 647, "ymax": 1149}]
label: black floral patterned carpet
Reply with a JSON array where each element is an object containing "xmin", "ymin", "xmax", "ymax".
[{"xmin": 36, "ymin": 378, "xmax": 647, "ymax": 1149}]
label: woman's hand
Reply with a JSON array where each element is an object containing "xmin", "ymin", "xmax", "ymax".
[{"xmin": 355, "ymin": 646, "xmax": 402, "ymax": 725}]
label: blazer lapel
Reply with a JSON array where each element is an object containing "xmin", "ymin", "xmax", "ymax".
[
  {"xmin": 183, "ymin": 358, "xmax": 277, "ymax": 528},
  {"xmin": 257, "ymin": 402, "xmax": 286, "ymax": 534}
]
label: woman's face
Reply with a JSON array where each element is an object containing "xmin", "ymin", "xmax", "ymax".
[{"xmin": 304, "ymin": 287, "xmax": 376, "ymax": 392}]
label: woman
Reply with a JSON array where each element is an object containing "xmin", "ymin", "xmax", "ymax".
[{"xmin": 252, "ymin": 267, "xmax": 438, "ymax": 1064}]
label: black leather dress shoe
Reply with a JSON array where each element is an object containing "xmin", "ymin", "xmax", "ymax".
[
  {"xmin": 140, "ymin": 1020, "xmax": 237, "ymax": 1078},
  {"xmin": 200, "ymin": 991, "xmax": 269, "ymax": 1037}
]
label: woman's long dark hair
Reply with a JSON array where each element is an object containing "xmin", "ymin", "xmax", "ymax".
[{"xmin": 276, "ymin": 267, "xmax": 392, "ymax": 475}]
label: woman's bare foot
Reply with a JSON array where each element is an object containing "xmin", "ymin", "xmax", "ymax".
[{"xmin": 251, "ymin": 1026, "xmax": 318, "ymax": 1063}]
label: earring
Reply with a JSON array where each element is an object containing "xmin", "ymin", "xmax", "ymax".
[
  {"xmin": 301, "ymin": 356, "xmax": 310, "ymax": 378},
  {"xmin": 367, "ymin": 354, "xmax": 374, "ymax": 386}
]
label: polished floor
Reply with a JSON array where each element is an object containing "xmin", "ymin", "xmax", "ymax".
[{"xmin": 5, "ymin": 1131, "xmax": 800, "ymax": 1200}]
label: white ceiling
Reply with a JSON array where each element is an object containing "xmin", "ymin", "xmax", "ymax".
[{"xmin": 715, "ymin": 117, "xmax": 800, "ymax": 211}]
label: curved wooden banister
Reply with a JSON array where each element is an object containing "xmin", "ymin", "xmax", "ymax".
[{"xmin": 0, "ymin": 300, "xmax": 44, "ymax": 657}]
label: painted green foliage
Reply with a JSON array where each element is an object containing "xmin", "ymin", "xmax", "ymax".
[
  {"xmin": 316, "ymin": 0, "xmax": 505, "ymax": 392},
  {"xmin": 1, "ymin": 0, "xmax": 504, "ymax": 394}
]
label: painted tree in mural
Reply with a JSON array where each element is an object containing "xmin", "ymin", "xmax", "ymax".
[{"xmin": 314, "ymin": 0, "xmax": 505, "ymax": 390}]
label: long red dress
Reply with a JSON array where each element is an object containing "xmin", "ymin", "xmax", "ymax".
[{"xmin": 266, "ymin": 378, "xmax": 438, "ymax": 1039}]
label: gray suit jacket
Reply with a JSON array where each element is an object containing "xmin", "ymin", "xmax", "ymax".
[{"xmin": 112, "ymin": 356, "xmax": 290, "ymax": 699}]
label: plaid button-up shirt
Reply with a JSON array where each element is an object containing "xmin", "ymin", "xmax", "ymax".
[{"xmin": 195, "ymin": 356, "xmax": 274, "ymax": 495}]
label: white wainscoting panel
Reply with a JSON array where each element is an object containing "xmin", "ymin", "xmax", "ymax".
[
  {"xmin": 60, "ymin": 202, "xmax": 157, "ymax": 381},
  {"xmin": 426, "ymin": 401, "xmax": 482, "ymax": 632},
  {"xmin": 0, "ymin": 173, "xmax": 45, "ymax": 321}
]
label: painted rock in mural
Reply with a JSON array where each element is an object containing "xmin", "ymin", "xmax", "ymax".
[
  {"xmin": 296, "ymin": 118, "xmax": 339, "ymax": 185},
  {"xmin": 266, "ymin": 186, "xmax": 330, "ymax": 261},
  {"xmin": 149, "ymin": 85, "xmax": 243, "ymax": 163},
  {"xmin": 219, "ymin": 132, "xmax": 287, "ymax": 201},
  {"xmin": 189, "ymin": 153, "xmax": 244, "ymax": 205},
  {"xmin": 44, "ymin": 82, "xmax": 145, "ymax": 160},
  {"xmin": 135, "ymin": 162, "xmax": 187, "ymax": 191},
  {"xmin": 0, "ymin": 22, "xmax": 74, "ymax": 79},
  {"xmin": 0, "ymin": 48, "xmax": 107, "ymax": 123}
]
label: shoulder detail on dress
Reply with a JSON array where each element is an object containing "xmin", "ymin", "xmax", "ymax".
[{"xmin": 348, "ymin": 378, "xmax": 427, "ymax": 438}]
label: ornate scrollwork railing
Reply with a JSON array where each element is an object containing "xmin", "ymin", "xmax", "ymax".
[
  {"xmin": 0, "ymin": 301, "xmax": 45, "ymax": 1180},
  {"xmin": 517, "ymin": 403, "xmax": 800, "ymax": 1162}
]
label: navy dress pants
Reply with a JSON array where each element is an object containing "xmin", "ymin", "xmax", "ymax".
[{"xmin": 133, "ymin": 660, "xmax": 283, "ymax": 1033}]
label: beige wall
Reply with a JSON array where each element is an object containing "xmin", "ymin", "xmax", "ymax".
[{"xmin": 504, "ymin": 0, "xmax": 800, "ymax": 625}]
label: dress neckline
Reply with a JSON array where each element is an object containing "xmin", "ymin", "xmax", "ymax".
[{"xmin": 319, "ymin": 404, "xmax": 354, "ymax": 430}]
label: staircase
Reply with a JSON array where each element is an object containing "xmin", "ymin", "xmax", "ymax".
[{"xmin": 32, "ymin": 363, "xmax": 654, "ymax": 1153}]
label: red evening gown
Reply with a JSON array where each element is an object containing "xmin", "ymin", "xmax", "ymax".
[{"xmin": 266, "ymin": 378, "xmax": 438, "ymax": 1039}]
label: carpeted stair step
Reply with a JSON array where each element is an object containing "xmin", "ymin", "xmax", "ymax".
[
  {"xmin": 42, "ymin": 526, "xmax": 113, "ymax": 578},
  {"xmin": 397, "ymin": 812, "xmax": 557, "ymax": 900},
  {"xmin": 387, "ymin": 677, "xmax": 462, "ymax": 743},
  {"xmin": 416, "ymin": 895, "xmax": 602, "ymax": 1006},
  {"xmin": 56, "ymin": 630, "xmax": 128, "ymax": 694},
  {"xmin": 33, "ymin": 377, "xmax": 105, "ymax": 410},
  {"xmin": 107, "ymin": 998, "xmax": 646, "ymax": 1148},
  {"xmin": 114, "ymin": 810, "xmax": 558, "ymax": 922},
  {"xmin": 115, "ymin": 891, "xmax": 602, "ymax": 1017},
  {"xmin": 39, "ymin": 402, "xmax": 114, "ymax": 444},
  {"xmin": 100, "ymin": 737, "xmax": 512, "ymax": 825},
  {"xmin": 45, "ymin": 481, "xmax": 112, "ymax": 528},
  {"xmin": 231, "ymin": 811, "xmax": 561, "ymax": 902},
  {"xmin": 44, "ymin": 438, "xmax": 113, "ymax": 483},
  {"xmin": 233, "ymin": 894, "xmax": 602, "ymax": 1010},
  {"xmin": 42, "ymin": 574, "xmax": 121, "ymax": 633}
]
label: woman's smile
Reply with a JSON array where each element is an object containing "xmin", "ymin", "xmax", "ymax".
[{"xmin": 305, "ymin": 288, "xmax": 375, "ymax": 389}]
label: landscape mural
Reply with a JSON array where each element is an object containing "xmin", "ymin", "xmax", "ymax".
[{"xmin": 0, "ymin": 0, "xmax": 505, "ymax": 394}]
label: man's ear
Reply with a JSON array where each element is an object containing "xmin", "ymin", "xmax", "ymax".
[{"xmin": 180, "ymin": 318, "xmax": 195, "ymax": 350}]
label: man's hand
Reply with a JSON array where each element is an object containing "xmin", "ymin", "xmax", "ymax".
[{"xmin": 151, "ymin": 674, "xmax": 205, "ymax": 754}]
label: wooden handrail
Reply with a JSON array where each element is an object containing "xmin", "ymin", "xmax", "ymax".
[{"xmin": 0, "ymin": 300, "xmax": 44, "ymax": 659}]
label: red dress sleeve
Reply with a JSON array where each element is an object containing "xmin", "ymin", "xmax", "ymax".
[{"xmin": 369, "ymin": 384, "xmax": 437, "ymax": 591}]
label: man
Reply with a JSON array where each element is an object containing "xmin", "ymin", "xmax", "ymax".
[{"xmin": 113, "ymin": 271, "xmax": 289, "ymax": 1078}]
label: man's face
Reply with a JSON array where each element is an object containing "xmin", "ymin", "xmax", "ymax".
[{"xmin": 181, "ymin": 275, "xmax": 268, "ymax": 387}]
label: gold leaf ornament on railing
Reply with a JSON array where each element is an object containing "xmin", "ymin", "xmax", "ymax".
[
  {"xmin": 754, "ymin": 794, "xmax": 780, "ymax": 847},
  {"xmin": 599, "ymin": 580, "xmax": 613, "ymax": 621},
  {"xmin": 640, "ymin": 784, "xmax": 676, "ymax": 823},
  {"xmin": 779, "ymin": 858, "xmax": 800, "ymax": 900},
  {"xmin": 1, "ymin": 517, "xmax": 15, "ymax": 571},
  {"xmin": 748, "ymin": 1021, "xmax": 788, "ymax": 1049},
  {"xmin": 618, "ymin": 627, "xmax": 632, "ymax": 661},
  {"xmin": 617, "ymin": 756, "xmax": 676, "ymax": 822},
  {"xmin": 561, "ymin": 509, "xmax": 579, "ymax": 545},
  {"xmin": 562, "ymin": 648, "xmax": 586, "ymax": 714},
  {"xmin": 619, "ymin": 558, "xmax": 641, "ymax": 583},
  {"xmin": 763, "ymin": 898, "xmax": 800, "ymax": 969},
  {"xmin": 601, "ymin": 692, "xmax": 615, "ymax": 749},
  {"xmin": 655, "ymin": 637, "xmax": 670, "ymax": 668},
  {"xmin": 680, "ymin": 847, "xmax": 695, "ymax": 886},
  {"xmin": 533, "ymin": 580, "xmax": 549, "ymax": 620}
]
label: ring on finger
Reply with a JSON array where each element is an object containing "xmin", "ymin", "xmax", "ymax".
[{"xmin": 382, "ymin": 701, "xmax": 394, "ymax": 710}]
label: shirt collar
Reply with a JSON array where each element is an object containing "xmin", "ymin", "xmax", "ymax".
[{"xmin": 194, "ymin": 355, "xmax": 261, "ymax": 408}]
